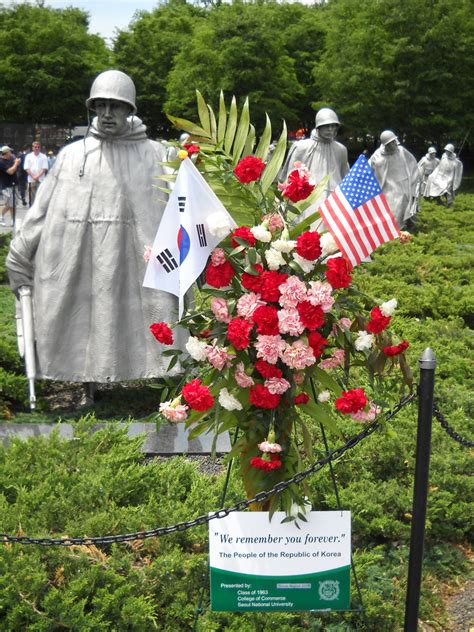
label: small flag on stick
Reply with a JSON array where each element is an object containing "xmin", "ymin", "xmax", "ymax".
[
  {"xmin": 319, "ymin": 155, "xmax": 400, "ymax": 266},
  {"xmin": 143, "ymin": 157, "xmax": 237, "ymax": 317}
]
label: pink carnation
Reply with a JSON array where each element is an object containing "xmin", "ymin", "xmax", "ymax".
[
  {"xmin": 210, "ymin": 297, "xmax": 231, "ymax": 323},
  {"xmin": 262, "ymin": 213, "xmax": 285, "ymax": 233},
  {"xmin": 211, "ymin": 247, "xmax": 226, "ymax": 266},
  {"xmin": 159, "ymin": 401, "xmax": 189, "ymax": 422},
  {"xmin": 294, "ymin": 372, "xmax": 305, "ymax": 385},
  {"xmin": 258, "ymin": 440, "xmax": 282, "ymax": 453},
  {"xmin": 236, "ymin": 292, "xmax": 265, "ymax": 320},
  {"xmin": 279, "ymin": 276, "xmax": 307, "ymax": 309},
  {"xmin": 339, "ymin": 317, "xmax": 352, "ymax": 330},
  {"xmin": 278, "ymin": 307, "xmax": 305, "ymax": 336},
  {"xmin": 319, "ymin": 348, "xmax": 345, "ymax": 369},
  {"xmin": 307, "ymin": 281, "xmax": 335, "ymax": 313},
  {"xmin": 351, "ymin": 402, "xmax": 381, "ymax": 423},
  {"xmin": 205, "ymin": 343, "xmax": 233, "ymax": 370},
  {"xmin": 234, "ymin": 362, "xmax": 254, "ymax": 388},
  {"xmin": 281, "ymin": 340, "xmax": 316, "ymax": 370},
  {"xmin": 254, "ymin": 334, "xmax": 287, "ymax": 365},
  {"xmin": 264, "ymin": 377, "xmax": 291, "ymax": 395}
]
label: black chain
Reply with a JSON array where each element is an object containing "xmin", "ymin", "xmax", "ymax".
[
  {"xmin": 433, "ymin": 402, "xmax": 474, "ymax": 448},
  {"xmin": 0, "ymin": 393, "xmax": 416, "ymax": 547}
]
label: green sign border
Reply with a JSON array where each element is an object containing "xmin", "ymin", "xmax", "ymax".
[{"xmin": 211, "ymin": 565, "xmax": 350, "ymax": 612}]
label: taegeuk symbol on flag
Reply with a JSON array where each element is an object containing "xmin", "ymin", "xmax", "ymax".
[
  {"xmin": 319, "ymin": 155, "xmax": 400, "ymax": 266},
  {"xmin": 143, "ymin": 157, "xmax": 237, "ymax": 317}
]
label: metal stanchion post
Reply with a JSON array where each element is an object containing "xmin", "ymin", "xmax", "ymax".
[{"xmin": 404, "ymin": 348, "xmax": 436, "ymax": 632}]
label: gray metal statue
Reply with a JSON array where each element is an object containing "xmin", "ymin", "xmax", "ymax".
[
  {"xmin": 424, "ymin": 143, "xmax": 463, "ymax": 207},
  {"xmin": 417, "ymin": 147, "xmax": 439, "ymax": 198},
  {"xmin": 6, "ymin": 70, "xmax": 183, "ymax": 400},
  {"xmin": 279, "ymin": 107, "xmax": 349, "ymax": 220},
  {"xmin": 369, "ymin": 130, "xmax": 419, "ymax": 229}
]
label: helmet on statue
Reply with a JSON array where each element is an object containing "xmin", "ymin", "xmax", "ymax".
[
  {"xmin": 444, "ymin": 143, "xmax": 455, "ymax": 153},
  {"xmin": 315, "ymin": 108, "xmax": 341, "ymax": 129},
  {"xmin": 86, "ymin": 70, "xmax": 137, "ymax": 113},
  {"xmin": 380, "ymin": 130, "xmax": 398, "ymax": 146},
  {"xmin": 427, "ymin": 147, "xmax": 437, "ymax": 154}
]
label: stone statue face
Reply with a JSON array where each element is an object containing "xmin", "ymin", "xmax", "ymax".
[
  {"xmin": 384, "ymin": 139, "xmax": 398, "ymax": 154},
  {"xmin": 317, "ymin": 123, "xmax": 339, "ymax": 141},
  {"xmin": 94, "ymin": 98, "xmax": 131, "ymax": 136}
]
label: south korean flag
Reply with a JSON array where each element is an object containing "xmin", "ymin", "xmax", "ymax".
[{"xmin": 143, "ymin": 157, "xmax": 237, "ymax": 317}]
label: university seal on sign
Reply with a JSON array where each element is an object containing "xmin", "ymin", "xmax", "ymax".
[{"xmin": 318, "ymin": 580, "xmax": 340, "ymax": 601}]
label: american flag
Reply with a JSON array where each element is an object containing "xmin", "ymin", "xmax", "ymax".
[{"xmin": 319, "ymin": 155, "xmax": 400, "ymax": 266}]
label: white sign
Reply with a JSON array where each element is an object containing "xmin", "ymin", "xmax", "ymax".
[{"xmin": 209, "ymin": 511, "xmax": 351, "ymax": 611}]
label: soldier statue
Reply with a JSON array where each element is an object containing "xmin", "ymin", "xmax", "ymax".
[
  {"xmin": 7, "ymin": 70, "xmax": 182, "ymax": 393},
  {"xmin": 424, "ymin": 143, "xmax": 463, "ymax": 207},
  {"xmin": 417, "ymin": 147, "xmax": 439, "ymax": 198},
  {"xmin": 369, "ymin": 130, "xmax": 419, "ymax": 229},
  {"xmin": 279, "ymin": 107, "xmax": 349, "ymax": 221}
]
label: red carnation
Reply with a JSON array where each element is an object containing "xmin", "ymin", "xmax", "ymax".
[
  {"xmin": 252, "ymin": 305, "xmax": 280, "ymax": 335},
  {"xmin": 227, "ymin": 317, "xmax": 254, "ymax": 350},
  {"xmin": 182, "ymin": 379, "xmax": 214, "ymax": 412},
  {"xmin": 249, "ymin": 384, "xmax": 281, "ymax": 409},
  {"xmin": 294, "ymin": 392, "xmax": 310, "ymax": 405},
  {"xmin": 205, "ymin": 259, "xmax": 235, "ymax": 288},
  {"xmin": 231, "ymin": 226, "xmax": 256, "ymax": 248},
  {"xmin": 183, "ymin": 143, "xmax": 200, "ymax": 156},
  {"xmin": 241, "ymin": 264, "xmax": 263, "ymax": 293},
  {"xmin": 255, "ymin": 359, "xmax": 283, "ymax": 379},
  {"xmin": 250, "ymin": 453, "xmax": 283, "ymax": 472},
  {"xmin": 150, "ymin": 322, "xmax": 174, "ymax": 345},
  {"xmin": 297, "ymin": 302, "xmax": 325, "ymax": 331},
  {"xmin": 366, "ymin": 306, "xmax": 392, "ymax": 334},
  {"xmin": 335, "ymin": 388, "xmax": 367, "ymax": 415},
  {"xmin": 307, "ymin": 331, "xmax": 329, "ymax": 358},
  {"xmin": 296, "ymin": 231, "xmax": 322, "ymax": 261},
  {"xmin": 280, "ymin": 169, "xmax": 315, "ymax": 203},
  {"xmin": 383, "ymin": 340, "xmax": 410, "ymax": 356},
  {"xmin": 325, "ymin": 256, "xmax": 352, "ymax": 289},
  {"xmin": 260, "ymin": 270, "xmax": 288, "ymax": 303},
  {"xmin": 233, "ymin": 156, "xmax": 266, "ymax": 184}
]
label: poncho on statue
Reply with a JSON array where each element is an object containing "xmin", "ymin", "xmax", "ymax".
[
  {"xmin": 369, "ymin": 143, "xmax": 419, "ymax": 229},
  {"xmin": 7, "ymin": 117, "xmax": 184, "ymax": 382},
  {"xmin": 279, "ymin": 129, "xmax": 349, "ymax": 220}
]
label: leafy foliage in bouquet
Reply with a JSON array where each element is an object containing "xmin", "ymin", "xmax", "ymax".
[{"xmin": 152, "ymin": 91, "xmax": 412, "ymax": 518}]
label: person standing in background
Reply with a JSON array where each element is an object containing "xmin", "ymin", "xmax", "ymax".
[
  {"xmin": 24, "ymin": 141, "xmax": 48, "ymax": 206},
  {"xmin": 0, "ymin": 145, "xmax": 20, "ymax": 226},
  {"xmin": 17, "ymin": 145, "xmax": 29, "ymax": 206}
]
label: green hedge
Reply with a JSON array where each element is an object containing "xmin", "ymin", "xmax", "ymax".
[{"xmin": 0, "ymin": 196, "xmax": 472, "ymax": 630}]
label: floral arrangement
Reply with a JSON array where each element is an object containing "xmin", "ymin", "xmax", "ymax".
[{"xmin": 151, "ymin": 93, "xmax": 412, "ymax": 517}]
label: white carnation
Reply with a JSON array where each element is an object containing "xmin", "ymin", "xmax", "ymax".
[
  {"xmin": 265, "ymin": 248, "xmax": 286, "ymax": 270},
  {"xmin": 380, "ymin": 298, "xmax": 398, "ymax": 316},
  {"xmin": 355, "ymin": 330, "xmax": 375, "ymax": 351},
  {"xmin": 250, "ymin": 224, "xmax": 272, "ymax": 242},
  {"xmin": 218, "ymin": 388, "xmax": 243, "ymax": 411},
  {"xmin": 206, "ymin": 212, "xmax": 234, "ymax": 239},
  {"xmin": 320, "ymin": 232, "xmax": 339, "ymax": 257},
  {"xmin": 272, "ymin": 239, "xmax": 296, "ymax": 253},
  {"xmin": 317, "ymin": 390, "xmax": 331, "ymax": 403},
  {"xmin": 292, "ymin": 252, "xmax": 316, "ymax": 273},
  {"xmin": 185, "ymin": 336, "xmax": 208, "ymax": 361}
]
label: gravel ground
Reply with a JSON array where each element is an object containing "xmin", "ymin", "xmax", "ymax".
[{"xmin": 447, "ymin": 578, "xmax": 474, "ymax": 631}]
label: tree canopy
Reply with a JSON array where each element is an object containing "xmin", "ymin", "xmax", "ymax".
[
  {"xmin": 1, "ymin": 0, "xmax": 472, "ymax": 155},
  {"xmin": 313, "ymin": 0, "xmax": 474, "ymax": 149},
  {"xmin": 0, "ymin": 4, "xmax": 110, "ymax": 125}
]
